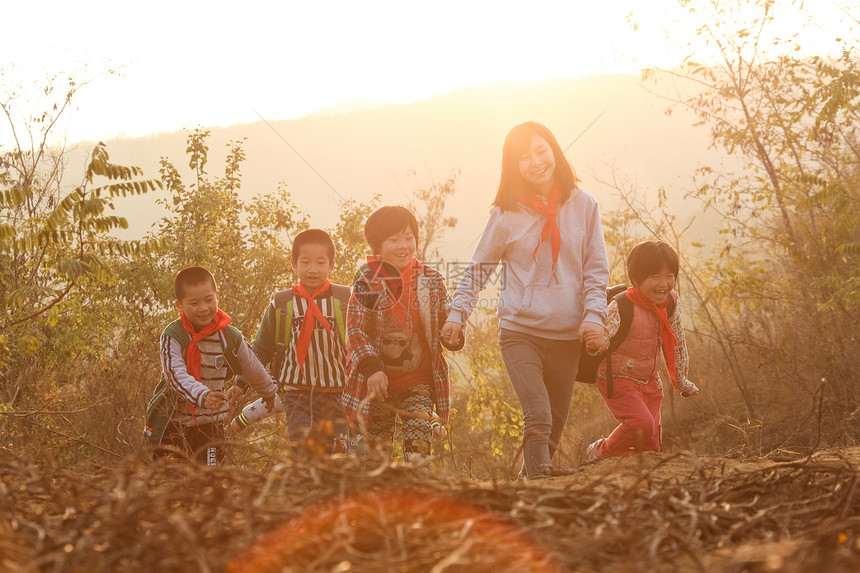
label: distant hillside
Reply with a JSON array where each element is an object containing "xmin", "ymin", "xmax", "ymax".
[{"xmin": 94, "ymin": 74, "xmax": 723, "ymax": 262}]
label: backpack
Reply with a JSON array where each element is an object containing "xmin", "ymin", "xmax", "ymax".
[
  {"xmin": 267, "ymin": 284, "xmax": 351, "ymax": 379},
  {"xmin": 576, "ymin": 284, "xmax": 676, "ymax": 399},
  {"xmin": 143, "ymin": 321, "xmax": 245, "ymax": 445}
]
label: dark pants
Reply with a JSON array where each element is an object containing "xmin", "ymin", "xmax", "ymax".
[
  {"xmin": 159, "ymin": 421, "xmax": 225, "ymax": 465},
  {"xmin": 499, "ymin": 328, "xmax": 580, "ymax": 478},
  {"xmin": 283, "ymin": 389, "xmax": 348, "ymax": 455}
]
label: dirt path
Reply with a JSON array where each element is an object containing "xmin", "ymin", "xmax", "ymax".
[{"xmin": 542, "ymin": 445, "xmax": 860, "ymax": 489}]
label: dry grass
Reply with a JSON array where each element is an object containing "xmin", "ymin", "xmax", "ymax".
[{"xmin": 0, "ymin": 445, "xmax": 858, "ymax": 572}]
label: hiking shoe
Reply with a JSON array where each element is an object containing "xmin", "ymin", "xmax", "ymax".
[{"xmin": 585, "ymin": 438, "xmax": 604, "ymax": 462}]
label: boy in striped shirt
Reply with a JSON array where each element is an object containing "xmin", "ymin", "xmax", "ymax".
[
  {"xmin": 228, "ymin": 229, "xmax": 350, "ymax": 456},
  {"xmin": 159, "ymin": 266, "xmax": 277, "ymax": 464}
]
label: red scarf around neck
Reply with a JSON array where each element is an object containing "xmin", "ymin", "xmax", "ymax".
[
  {"xmin": 293, "ymin": 280, "xmax": 334, "ymax": 372},
  {"xmin": 365, "ymin": 255, "xmax": 420, "ymax": 323},
  {"xmin": 517, "ymin": 184, "xmax": 561, "ymax": 282},
  {"xmin": 179, "ymin": 309, "xmax": 232, "ymax": 381},
  {"xmin": 625, "ymin": 286, "xmax": 678, "ymax": 384}
]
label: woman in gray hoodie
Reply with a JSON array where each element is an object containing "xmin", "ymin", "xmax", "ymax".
[{"xmin": 441, "ymin": 121, "xmax": 609, "ymax": 479}]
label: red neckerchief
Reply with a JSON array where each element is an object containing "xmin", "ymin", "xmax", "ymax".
[
  {"xmin": 293, "ymin": 280, "xmax": 334, "ymax": 372},
  {"xmin": 626, "ymin": 286, "xmax": 678, "ymax": 384},
  {"xmin": 365, "ymin": 256, "xmax": 420, "ymax": 324},
  {"xmin": 179, "ymin": 309, "xmax": 232, "ymax": 381},
  {"xmin": 517, "ymin": 184, "xmax": 561, "ymax": 283}
]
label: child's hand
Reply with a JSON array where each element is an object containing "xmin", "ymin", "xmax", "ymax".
[
  {"xmin": 262, "ymin": 394, "xmax": 276, "ymax": 412},
  {"xmin": 440, "ymin": 321, "xmax": 462, "ymax": 347},
  {"xmin": 582, "ymin": 325, "xmax": 606, "ymax": 354},
  {"xmin": 204, "ymin": 390, "xmax": 227, "ymax": 409},
  {"xmin": 578, "ymin": 321, "xmax": 605, "ymax": 342},
  {"xmin": 227, "ymin": 417, "xmax": 243, "ymax": 434},
  {"xmin": 226, "ymin": 385, "xmax": 245, "ymax": 407},
  {"xmin": 431, "ymin": 422, "xmax": 447, "ymax": 441},
  {"xmin": 585, "ymin": 333, "xmax": 603, "ymax": 354},
  {"xmin": 367, "ymin": 371, "xmax": 389, "ymax": 400},
  {"xmin": 680, "ymin": 380, "xmax": 699, "ymax": 398}
]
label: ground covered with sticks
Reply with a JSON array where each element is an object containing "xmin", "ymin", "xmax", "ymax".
[{"xmin": 0, "ymin": 446, "xmax": 858, "ymax": 572}]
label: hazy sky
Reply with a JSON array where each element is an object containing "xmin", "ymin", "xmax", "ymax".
[{"xmin": 1, "ymin": 0, "xmax": 855, "ymax": 145}]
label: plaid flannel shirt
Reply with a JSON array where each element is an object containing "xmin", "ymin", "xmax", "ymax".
[{"xmin": 343, "ymin": 261, "xmax": 462, "ymax": 425}]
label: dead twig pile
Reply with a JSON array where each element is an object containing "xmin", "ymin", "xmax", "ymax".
[
  {"xmin": 462, "ymin": 451, "xmax": 860, "ymax": 572},
  {"xmin": 0, "ymin": 446, "xmax": 857, "ymax": 572}
]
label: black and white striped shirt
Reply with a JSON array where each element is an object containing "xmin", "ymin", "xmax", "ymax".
[{"xmin": 276, "ymin": 294, "xmax": 348, "ymax": 390}]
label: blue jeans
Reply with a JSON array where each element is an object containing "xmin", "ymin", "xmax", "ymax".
[
  {"xmin": 499, "ymin": 328, "xmax": 580, "ymax": 478},
  {"xmin": 283, "ymin": 389, "xmax": 348, "ymax": 454}
]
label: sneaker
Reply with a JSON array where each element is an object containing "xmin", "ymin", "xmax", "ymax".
[{"xmin": 585, "ymin": 438, "xmax": 604, "ymax": 462}]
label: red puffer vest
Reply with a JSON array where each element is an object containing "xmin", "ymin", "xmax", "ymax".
[{"xmin": 600, "ymin": 305, "xmax": 663, "ymax": 383}]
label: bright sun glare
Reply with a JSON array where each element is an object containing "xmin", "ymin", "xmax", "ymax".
[{"xmin": 1, "ymin": 0, "xmax": 855, "ymax": 145}]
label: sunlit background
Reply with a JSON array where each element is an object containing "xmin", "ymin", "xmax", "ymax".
[{"xmin": 3, "ymin": 0, "xmax": 853, "ymax": 146}]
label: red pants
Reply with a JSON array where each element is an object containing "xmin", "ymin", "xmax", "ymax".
[{"xmin": 596, "ymin": 376, "xmax": 663, "ymax": 459}]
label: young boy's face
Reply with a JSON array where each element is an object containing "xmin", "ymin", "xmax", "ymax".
[
  {"xmin": 637, "ymin": 267, "xmax": 676, "ymax": 306},
  {"xmin": 292, "ymin": 243, "xmax": 335, "ymax": 290},
  {"xmin": 378, "ymin": 226, "xmax": 417, "ymax": 271},
  {"xmin": 175, "ymin": 281, "xmax": 219, "ymax": 331}
]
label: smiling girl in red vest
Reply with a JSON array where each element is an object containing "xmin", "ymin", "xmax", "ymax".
[{"xmin": 584, "ymin": 240, "xmax": 699, "ymax": 461}]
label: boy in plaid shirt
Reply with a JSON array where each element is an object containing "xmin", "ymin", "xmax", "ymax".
[{"xmin": 342, "ymin": 205, "xmax": 463, "ymax": 462}]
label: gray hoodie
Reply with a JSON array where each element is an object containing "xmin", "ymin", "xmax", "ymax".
[{"xmin": 448, "ymin": 188, "xmax": 609, "ymax": 340}]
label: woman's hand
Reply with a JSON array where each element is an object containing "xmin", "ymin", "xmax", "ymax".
[
  {"xmin": 367, "ymin": 371, "xmax": 389, "ymax": 400},
  {"xmin": 585, "ymin": 333, "xmax": 604, "ymax": 354},
  {"xmin": 441, "ymin": 321, "xmax": 462, "ymax": 347},
  {"xmin": 578, "ymin": 321, "xmax": 605, "ymax": 342}
]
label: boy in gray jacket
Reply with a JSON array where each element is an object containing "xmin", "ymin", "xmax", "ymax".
[{"xmin": 157, "ymin": 266, "xmax": 277, "ymax": 464}]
